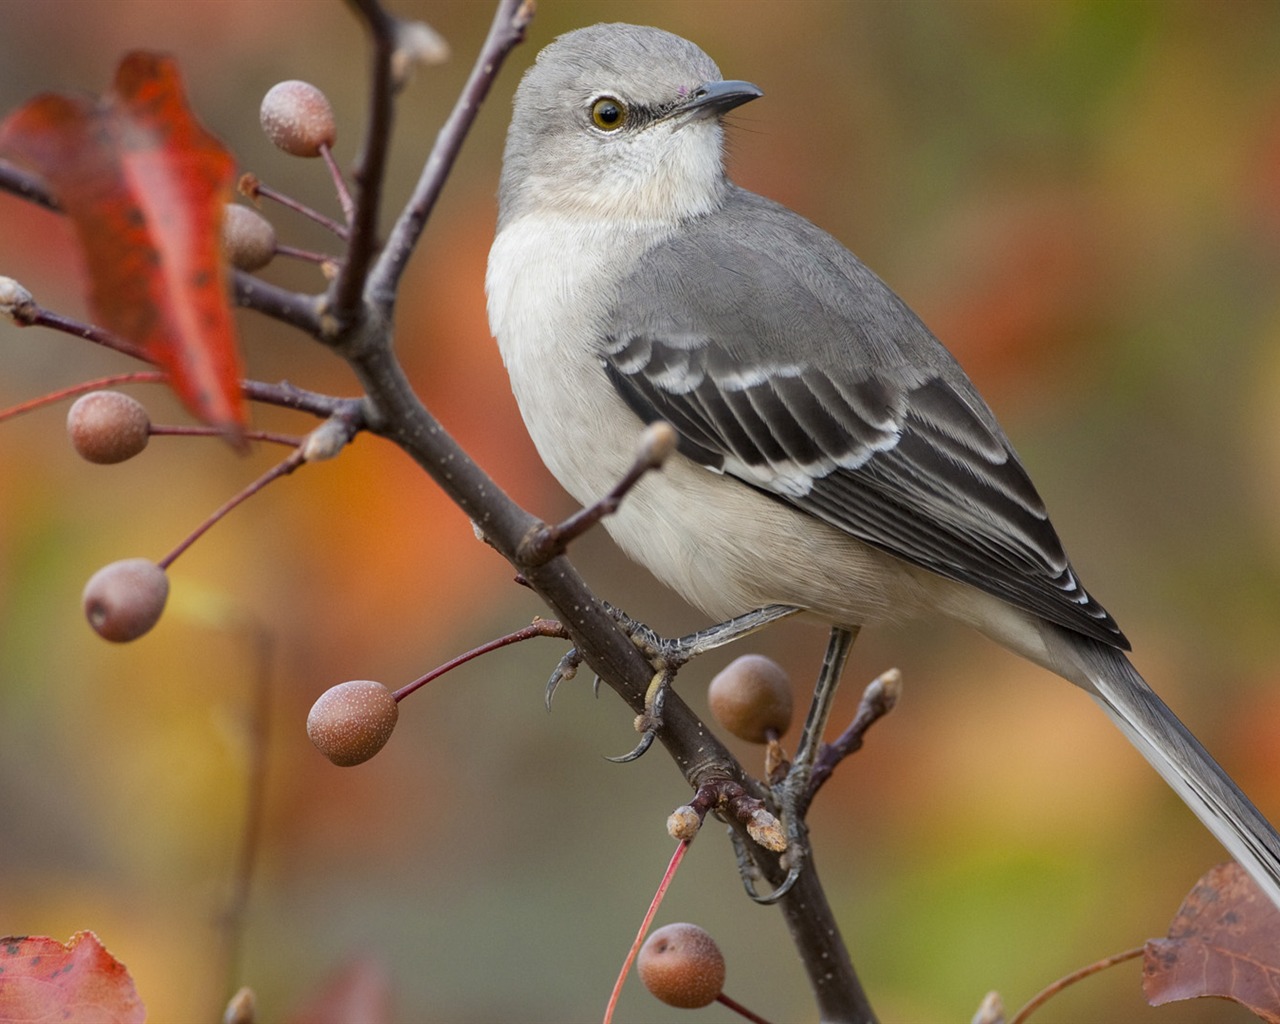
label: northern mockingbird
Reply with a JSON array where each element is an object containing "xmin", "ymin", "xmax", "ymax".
[{"xmin": 486, "ymin": 22, "xmax": 1280, "ymax": 907}]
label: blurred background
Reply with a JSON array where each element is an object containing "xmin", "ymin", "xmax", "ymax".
[{"xmin": 2, "ymin": 1, "xmax": 1280, "ymax": 1021}]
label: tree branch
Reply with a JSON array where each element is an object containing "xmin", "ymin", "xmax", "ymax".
[
  {"xmin": 366, "ymin": 0, "xmax": 532, "ymax": 313},
  {"xmin": 329, "ymin": 0, "xmax": 400, "ymax": 324}
]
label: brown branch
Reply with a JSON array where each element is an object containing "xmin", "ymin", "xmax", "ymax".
[
  {"xmin": 330, "ymin": 0, "xmax": 400, "ymax": 324},
  {"xmin": 365, "ymin": 0, "xmax": 533, "ymax": 312},
  {"xmin": 0, "ymin": 158, "xmax": 59, "ymax": 211},
  {"xmin": 804, "ymin": 667, "xmax": 903, "ymax": 812}
]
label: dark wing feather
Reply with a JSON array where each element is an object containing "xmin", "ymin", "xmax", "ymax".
[{"xmin": 601, "ymin": 188, "xmax": 1128, "ymax": 649}]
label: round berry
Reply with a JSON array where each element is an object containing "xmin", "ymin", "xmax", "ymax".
[
  {"xmin": 307, "ymin": 680, "xmax": 399, "ymax": 767},
  {"xmin": 82, "ymin": 558, "xmax": 168, "ymax": 642},
  {"xmin": 638, "ymin": 923, "xmax": 725, "ymax": 1009},
  {"xmin": 707, "ymin": 654, "xmax": 793, "ymax": 743},
  {"xmin": 66, "ymin": 391, "xmax": 150, "ymax": 464},
  {"xmin": 221, "ymin": 204, "xmax": 277, "ymax": 271},
  {"xmin": 259, "ymin": 81, "xmax": 336, "ymax": 158}
]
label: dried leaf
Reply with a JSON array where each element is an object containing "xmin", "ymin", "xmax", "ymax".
[
  {"xmin": 0, "ymin": 931, "xmax": 146, "ymax": 1024},
  {"xmin": 1143, "ymin": 862, "xmax": 1280, "ymax": 1022},
  {"xmin": 0, "ymin": 52, "xmax": 245, "ymax": 437}
]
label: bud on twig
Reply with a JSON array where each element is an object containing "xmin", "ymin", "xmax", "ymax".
[
  {"xmin": 0, "ymin": 276, "xmax": 37, "ymax": 324},
  {"xmin": 391, "ymin": 20, "xmax": 450, "ymax": 87}
]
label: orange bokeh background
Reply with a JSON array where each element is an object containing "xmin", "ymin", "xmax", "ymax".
[{"xmin": 3, "ymin": 2, "xmax": 1280, "ymax": 1021}]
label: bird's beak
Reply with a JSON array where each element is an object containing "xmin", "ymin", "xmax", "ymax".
[{"xmin": 673, "ymin": 79, "xmax": 763, "ymax": 120}]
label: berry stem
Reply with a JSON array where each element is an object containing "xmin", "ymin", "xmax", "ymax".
[
  {"xmin": 1008, "ymin": 946, "xmax": 1144, "ymax": 1024},
  {"xmin": 274, "ymin": 243, "xmax": 339, "ymax": 267},
  {"xmin": 716, "ymin": 991, "xmax": 774, "ymax": 1024},
  {"xmin": 390, "ymin": 619, "xmax": 570, "ymax": 702},
  {"xmin": 149, "ymin": 424, "xmax": 305, "ymax": 447},
  {"xmin": 602, "ymin": 840, "xmax": 690, "ymax": 1024},
  {"xmin": 240, "ymin": 174, "xmax": 350, "ymax": 239},
  {"xmin": 319, "ymin": 142, "xmax": 356, "ymax": 225},
  {"xmin": 158, "ymin": 447, "xmax": 307, "ymax": 570},
  {"xmin": 0, "ymin": 372, "xmax": 168, "ymax": 423}
]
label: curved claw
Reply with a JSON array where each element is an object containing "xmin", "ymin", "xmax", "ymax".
[
  {"xmin": 728, "ymin": 830, "xmax": 802, "ymax": 904},
  {"xmin": 728, "ymin": 813, "xmax": 804, "ymax": 904},
  {"xmin": 605, "ymin": 727, "xmax": 656, "ymax": 763},
  {"xmin": 744, "ymin": 860, "xmax": 802, "ymax": 904},
  {"xmin": 544, "ymin": 648, "xmax": 582, "ymax": 710}
]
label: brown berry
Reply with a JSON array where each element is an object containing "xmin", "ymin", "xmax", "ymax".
[
  {"xmin": 259, "ymin": 80, "xmax": 336, "ymax": 157},
  {"xmin": 638, "ymin": 923, "xmax": 725, "ymax": 1009},
  {"xmin": 707, "ymin": 654, "xmax": 793, "ymax": 743},
  {"xmin": 307, "ymin": 680, "xmax": 399, "ymax": 767},
  {"xmin": 66, "ymin": 391, "xmax": 150, "ymax": 464},
  {"xmin": 221, "ymin": 204, "xmax": 277, "ymax": 271},
  {"xmin": 83, "ymin": 558, "xmax": 168, "ymax": 642}
]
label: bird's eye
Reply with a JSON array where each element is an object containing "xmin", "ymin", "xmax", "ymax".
[{"xmin": 590, "ymin": 97, "xmax": 627, "ymax": 131}]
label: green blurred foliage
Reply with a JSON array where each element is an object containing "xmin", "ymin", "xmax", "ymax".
[{"xmin": 1, "ymin": 1, "xmax": 1279, "ymax": 1021}]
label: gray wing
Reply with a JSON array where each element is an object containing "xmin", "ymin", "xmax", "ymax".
[{"xmin": 601, "ymin": 188, "xmax": 1127, "ymax": 649}]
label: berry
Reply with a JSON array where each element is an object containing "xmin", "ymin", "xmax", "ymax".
[
  {"xmin": 638, "ymin": 923, "xmax": 725, "ymax": 1009},
  {"xmin": 259, "ymin": 81, "xmax": 336, "ymax": 158},
  {"xmin": 221, "ymin": 204, "xmax": 277, "ymax": 271},
  {"xmin": 82, "ymin": 558, "xmax": 168, "ymax": 642},
  {"xmin": 307, "ymin": 680, "xmax": 399, "ymax": 767},
  {"xmin": 707, "ymin": 654, "xmax": 793, "ymax": 743},
  {"xmin": 66, "ymin": 391, "xmax": 150, "ymax": 464}
]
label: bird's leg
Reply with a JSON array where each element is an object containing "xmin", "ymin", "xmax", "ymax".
[
  {"xmin": 608, "ymin": 602, "xmax": 802, "ymax": 667},
  {"xmin": 580, "ymin": 604, "xmax": 802, "ymax": 762},
  {"xmin": 747, "ymin": 624, "xmax": 859, "ymax": 904}
]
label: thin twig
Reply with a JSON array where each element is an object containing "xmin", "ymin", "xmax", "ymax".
[
  {"xmin": 367, "ymin": 0, "xmax": 533, "ymax": 310},
  {"xmin": 805, "ymin": 668, "xmax": 902, "ymax": 809},
  {"xmin": 391, "ymin": 619, "xmax": 570, "ymax": 701},
  {"xmin": 0, "ymin": 372, "xmax": 168, "ymax": 423},
  {"xmin": 331, "ymin": 0, "xmax": 400, "ymax": 323},
  {"xmin": 602, "ymin": 840, "xmax": 691, "ymax": 1024},
  {"xmin": 0, "ymin": 158, "xmax": 59, "ymax": 211},
  {"xmin": 715, "ymin": 991, "xmax": 774, "ymax": 1024},
  {"xmin": 1009, "ymin": 947, "xmax": 1144, "ymax": 1024},
  {"xmin": 158, "ymin": 447, "xmax": 306, "ymax": 570},
  {"xmin": 520, "ymin": 422, "xmax": 676, "ymax": 567},
  {"xmin": 240, "ymin": 174, "xmax": 349, "ymax": 239},
  {"xmin": 15, "ymin": 302, "xmax": 148, "ymax": 361},
  {"xmin": 149, "ymin": 424, "xmax": 305, "ymax": 447},
  {"xmin": 217, "ymin": 625, "xmax": 275, "ymax": 1010},
  {"xmin": 232, "ymin": 272, "xmax": 326, "ymax": 336}
]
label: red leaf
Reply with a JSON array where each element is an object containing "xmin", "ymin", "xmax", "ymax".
[
  {"xmin": 0, "ymin": 931, "xmax": 146, "ymax": 1024},
  {"xmin": 1143, "ymin": 862, "xmax": 1280, "ymax": 1022},
  {"xmin": 0, "ymin": 52, "xmax": 245, "ymax": 437}
]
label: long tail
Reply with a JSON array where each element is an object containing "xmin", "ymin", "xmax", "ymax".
[{"xmin": 1046, "ymin": 627, "xmax": 1280, "ymax": 909}]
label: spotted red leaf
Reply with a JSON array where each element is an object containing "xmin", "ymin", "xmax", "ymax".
[
  {"xmin": 0, "ymin": 931, "xmax": 145, "ymax": 1024},
  {"xmin": 0, "ymin": 52, "xmax": 245, "ymax": 438},
  {"xmin": 1143, "ymin": 862, "xmax": 1280, "ymax": 1022}
]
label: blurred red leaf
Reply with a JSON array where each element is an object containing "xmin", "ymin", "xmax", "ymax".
[
  {"xmin": 1143, "ymin": 862, "xmax": 1280, "ymax": 1022},
  {"xmin": 0, "ymin": 51, "xmax": 245, "ymax": 437},
  {"xmin": 286, "ymin": 955, "xmax": 393, "ymax": 1024},
  {"xmin": 0, "ymin": 931, "xmax": 145, "ymax": 1024}
]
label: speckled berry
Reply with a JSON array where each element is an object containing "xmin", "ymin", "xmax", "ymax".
[
  {"xmin": 307, "ymin": 680, "xmax": 399, "ymax": 767},
  {"xmin": 66, "ymin": 391, "xmax": 150, "ymax": 464},
  {"xmin": 638, "ymin": 923, "xmax": 725, "ymax": 1009},
  {"xmin": 259, "ymin": 80, "xmax": 336, "ymax": 157}
]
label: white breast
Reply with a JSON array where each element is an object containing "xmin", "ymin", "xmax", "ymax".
[{"xmin": 487, "ymin": 214, "xmax": 665, "ymax": 502}]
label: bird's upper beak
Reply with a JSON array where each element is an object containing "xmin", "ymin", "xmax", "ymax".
[{"xmin": 672, "ymin": 79, "xmax": 763, "ymax": 121}]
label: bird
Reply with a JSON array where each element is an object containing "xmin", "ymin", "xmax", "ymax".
[{"xmin": 485, "ymin": 22, "xmax": 1280, "ymax": 908}]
